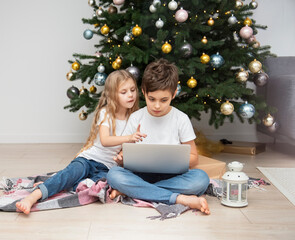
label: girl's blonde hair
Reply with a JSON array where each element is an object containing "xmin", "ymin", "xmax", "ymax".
[{"xmin": 77, "ymin": 70, "xmax": 139, "ymax": 156}]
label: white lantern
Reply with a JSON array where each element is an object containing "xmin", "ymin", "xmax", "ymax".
[{"xmin": 221, "ymin": 161, "xmax": 249, "ymax": 207}]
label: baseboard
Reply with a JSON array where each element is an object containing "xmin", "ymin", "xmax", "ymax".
[{"xmin": 0, "ymin": 134, "xmax": 88, "ymax": 143}]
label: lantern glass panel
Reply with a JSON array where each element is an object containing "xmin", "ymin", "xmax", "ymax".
[
  {"xmin": 241, "ymin": 183, "xmax": 247, "ymax": 201},
  {"xmin": 229, "ymin": 183, "xmax": 239, "ymax": 201},
  {"xmin": 222, "ymin": 181, "xmax": 227, "ymax": 200}
]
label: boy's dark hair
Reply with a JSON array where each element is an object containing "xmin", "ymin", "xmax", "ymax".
[{"xmin": 141, "ymin": 58, "xmax": 179, "ymax": 95}]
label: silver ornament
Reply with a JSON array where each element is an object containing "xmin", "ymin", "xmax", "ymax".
[
  {"xmin": 126, "ymin": 65, "xmax": 140, "ymax": 80},
  {"xmin": 155, "ymin": 18, "xmax": 164, "ymax": 28},
  {"xmin": 96, "ymin": 8, "xmax": 103, "ymax": 17},
  {"xmin": 253, "ymin": 72, "xmax": 269, "ymax": 87},
  {"xmin": 228, "ymin": 14, "xmax": 238, "ymax": 25},
  {"xmin": 124, "ymin": 34, "xmax": 131, "ymax": 42},
  {"xmin": 233, "ymin": 31, "xmax": 240, "ymax": 42},
  {"xmin": 268, "ymin": 121, "xmax": 279, "ymax": 133},
  {"xmin": 236, "ymin": 0, "xmax": 243, "ymax": 8},
  {"xmin": 239, "ymin": 101, "xmax": 255, "ymax": 119},
  {"xmin": 67, "ymin": 86, "xmax": 80, "ymax": 99},
  {"xmin": 149, "ymin": 4, "xmax": 157, "ymax": 13},
  {"xmin": 250, "ymin": 0, "xmax": 258, "ymax": 9},
  {"xmin": 168, "ymin": 0, "xmax": 178, "ymax": 11},
  {"xmin": 180, "ymin": 42, "xmax": 193, "ymax": 58},
  {"xmin": 153, "ymin": 0, "xmax": 161, "ymax": 7},
  {"xmin": 97, "ymin": 64, "xmax": 105, "ymax": 73}
]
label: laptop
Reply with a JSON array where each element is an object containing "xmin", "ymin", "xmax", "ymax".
[{"xmin": 122, "ymin": 143, "xmax": 191, "ymax": 174}]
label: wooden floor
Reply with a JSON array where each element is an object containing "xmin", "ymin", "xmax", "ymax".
[{"xmin": 1, "ymin": 143, "xmax": 295, "ymax": 240}]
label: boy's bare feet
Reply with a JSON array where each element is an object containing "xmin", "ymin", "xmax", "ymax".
[
  {"xmin": 109, "ymin": 189, "xmax": 125, "ymax": 200},
  {"xmin": 15, "ymin": 189, "xmax": 42, "ymax": 214},
  {"xmin": 176, "ymin": 194, "xmax": 210, "ymax": 215}
]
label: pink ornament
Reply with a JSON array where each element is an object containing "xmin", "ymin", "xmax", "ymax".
[
  {"xmin": 175, "ymin": 8, "xmax": 188, "ymax": 23},
  {"xmin": 239, "ymin": 26, "xmax": 253, "ymax": 39},
  {"xmin": 246, "ymin": 35, "xmax": 256, "ymax": 44},
  {"xmin": 113, "ymin": 0, "xmax": 125, "ymax": 5}
]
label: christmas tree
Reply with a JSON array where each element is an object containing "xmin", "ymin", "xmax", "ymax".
[{"xmin": 65, "ymin": 0, "xmax": 276, "ymax": 129}]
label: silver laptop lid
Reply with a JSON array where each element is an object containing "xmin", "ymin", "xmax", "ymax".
[{"xmin": 122, "ymin": 143, "xmax": 190, "ymax": 174}]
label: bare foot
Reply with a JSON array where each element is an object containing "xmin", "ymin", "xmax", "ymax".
[
  {"xmin": 33, "ymin": 181, "xmax": 43, "ymax": 187},
  {"xmin": 15, "ymin": 189, "xmax": 42, "ymax": 214},
  {"xmin": 176, "ymin": 194, "xmax": 210, "ymax": 215},
  {"xmin": 109, "ymin": 189, "xmax": 125, "ymax": 200}
]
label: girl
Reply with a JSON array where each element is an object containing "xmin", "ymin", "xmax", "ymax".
[{"xmin": 16, "ymin": 69, "xmax": 146, "ymax": 214}]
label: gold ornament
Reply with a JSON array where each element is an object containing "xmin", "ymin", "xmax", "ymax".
[
  {"xmin": 249, "ymin": 59, "xmax": 262, "ymax": 73},
  {"xmin": 115, "ymin": 56, "xmax": 122, "ymax": 65},
  {"xmin": 112, "ymin": 61, "xmax": 121, "ymax": 69},
  {"xmin": 72, "ymin": 62, "xmax": 80, "ymax": 71},
  {"xmin": 201, "ymin": 36, "xmax": 208, "ymax": 44},
  {"xmin": 79, "ymin": 110, "xmax": 88, "ymax": 121},
  {"xmin": 187, "ymin": 77, "xmax": 197, "ymax": 88},
  {"xmin": 66, "ymin": 71, "xmax": 73, "ymax": 80},
  {"xmin": 200, "ymin": 53, "xmax": 210, "ymax": 64},
  {"xmin": 80, "ymin": 86, "xmax": 88, "ymax": 95},
  {"xmin": 89, "ymin": 85, "xmax": 97, "ymax": 94},
  {"xmin": 244, "ymin": 17, "xmax": 252, "ymax": 26},
  {"xmin": 161, "ymin": 41, "xmax": 172, "ymax": 54},
  {"xmin": 132, "ymin": 24, "xmax": 142, "ymax": 36},
  {"xmin": 252, "ymin": 41, "xmax": 260, "ymax": 48},
  {"xmin": 220, "ymin": 101, "xmax": 234, "ymax": 115},
  {"xmin": 236, "ymin": 68, "xmax": 249, "ymax": 83},
  {"xmin": 101, "ymin": 24, "xmax": 110, "ymax": 35},
  {"xmin": 263, "ymin": 114, "xmax": 274, "ymax": 127},
  {"xmin": 207, "ymin": 17, "xmax": 214, "ymax": 26}
]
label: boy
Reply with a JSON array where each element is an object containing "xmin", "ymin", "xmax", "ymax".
[{"xmin": 107, "ymin": 59, "xmax": 210, "ymax": 214}]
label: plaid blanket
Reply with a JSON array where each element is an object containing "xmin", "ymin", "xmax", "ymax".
[
  {"xmin": 0, "ymin": 173, "xmax": 268, "ymax": 220},
  {"xmin": 0, "ymin": 173, "xmax": 192, "ymax": 220}
]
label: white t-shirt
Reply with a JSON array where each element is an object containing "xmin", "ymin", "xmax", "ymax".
[
  {"xmin": 123, "ymin": 107, "xmax": 196, "ymax": 144},
  {"xmin": 78, "ymin": 108, "xmax": 127, "ymax": 169}
]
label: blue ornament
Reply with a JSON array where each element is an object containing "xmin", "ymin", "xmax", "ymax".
[
  {"xmin": 83, "ymin": 29, "xmax": 93, "ymax": 40},
  {"xmin": 210, "ymin": 53, "xmax": 225, "ymax": 68},
  {"xmin": 239, "ymin": 102, "xmax": 255, "ymax": 119},
  {"xmin": 93, "ymin": 72, "xmax": 107, "ymax": 86},
  {"xmin": 176, "ymin": 84, "xmax": 181, "ymax": 96}
]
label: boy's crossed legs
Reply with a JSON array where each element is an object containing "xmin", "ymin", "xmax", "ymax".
[{"xmin": 107, "ymin": 167, "xmax": 210, "ymax": 215}]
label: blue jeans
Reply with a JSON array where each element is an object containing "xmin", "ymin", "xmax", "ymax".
[
  {"xmin": 38, "ymin": 157, "xmax": 109, "ymax": 200},
  {"xmin": 106, "ymin": 167, "xmax": 210, "ymax": 205}
]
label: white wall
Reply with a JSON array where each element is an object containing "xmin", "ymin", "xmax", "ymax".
[{"xmin": 0, "ymin": 0, "xmax": 294, "ymax": 143}]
